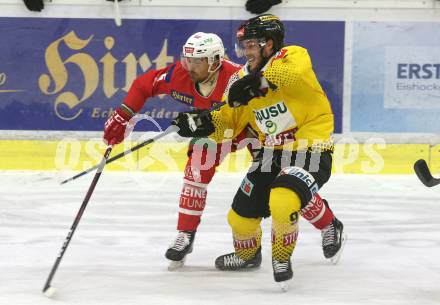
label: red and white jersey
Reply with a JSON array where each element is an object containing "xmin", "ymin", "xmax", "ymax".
[{"xmin": 123, "ymin": 60, "xmax": 241, "ymax": 112}]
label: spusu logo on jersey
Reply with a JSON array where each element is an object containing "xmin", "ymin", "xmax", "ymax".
[
  {"xmin": 254, "ymin": 101, "xmax": 289, "ymax": 127},
  {"xmin": 253, "ymin": 101, "xmax": 298, "ymax": 146},
  {"xmin": 253, "ymin": 101, "xmax": 296, "ymax": 132}
]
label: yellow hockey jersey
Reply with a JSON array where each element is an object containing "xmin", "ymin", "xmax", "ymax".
[{"xmin": 211, "ymin": 45, "xmax": 334, "ymax": 151}]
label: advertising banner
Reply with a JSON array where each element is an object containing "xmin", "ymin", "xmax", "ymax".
[
  {"xmin": 351, "ymin": 22, "xmax": 440, "ymax": 133},
  {"xmin": 0, "ymin": 18, "xmax": 344, "ymax": 132}
]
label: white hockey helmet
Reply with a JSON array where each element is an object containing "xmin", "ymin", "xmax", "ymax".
[{"xmin": 182, "ymin": 32, "xmax": 225, "ymax": 73}]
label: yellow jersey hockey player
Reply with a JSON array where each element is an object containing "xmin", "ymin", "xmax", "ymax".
[{"xmin": 172, "ymin": 14, "xmax": 346, "ymax": 290}]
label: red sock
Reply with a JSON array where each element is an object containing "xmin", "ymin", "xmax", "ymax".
[
  {"xmin": 176, "ymin": 147, "xmax": 219, "ymax": 231},
  {"xmin": 177, "ymin": 181, "xmax": 208, "ymax": 231},
  {"xmin": 300, "ymin": 194, "xmax": 334, "ymax": 230}
]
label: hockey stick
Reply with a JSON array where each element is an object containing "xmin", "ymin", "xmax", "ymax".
[
  {"xmin": 414, "ymin": 159, "xmax": 440, "ymax": 187},
  {"xmin": 60, "ymin": 125, "xmax": 179, "ymax": 185},
  {"xmin": 43, "ymin": 145, "xmax": 113, "ymax": 297}
]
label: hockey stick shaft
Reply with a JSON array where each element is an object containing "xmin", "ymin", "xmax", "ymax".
[
  {"xmin": 43, "ymin": 146, "xmax": 113, "ymax": 294},
  {"xmin": 60, "ymin": 125, "xmax": 179, "ymax": 185},
  {"xmin": 414, "ymin": 159, "xmax": 440, "ymax": 187}
]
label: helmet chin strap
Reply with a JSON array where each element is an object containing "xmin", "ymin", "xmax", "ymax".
[
  {"xmin": 199, "ymin": 70, "xmax": 218, "ymax": 85},
  {"xmin": 197, "ymin": 69, "xmax": 220, "ymax": 97},
  {"xmin": 248, "ymin": 48, "xmax": 271, "ymax": 74},
  {"xmin": 257, "ymin": 54, "xmax": 270, "ymax": 73},
  {"xmin": 199, "ymin": 61, "xmax": 221, "ymax": 84}
]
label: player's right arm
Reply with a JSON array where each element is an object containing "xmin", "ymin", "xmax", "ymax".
[
  {"xmin": 123, "ymin": 63, "xmax": 178, "ymax": 112},
  {"xmin": 209, "ymin": 104, "xmax": 248, "ymax": 143},
  {"xmin": 103, "ymin": 63, "xmax": 178, "ymax": 145}
]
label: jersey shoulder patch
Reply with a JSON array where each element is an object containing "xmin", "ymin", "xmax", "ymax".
[
  {"xmin": 223, "ymin": 59, "xmax": 242, "ymax": 69},
  {"xmin": 273, "ymin": 48, "xmax": 288, "ymax": 60},
  {"xmin": 164, "ymin": 63, "xmax": 178, "ymax": 83}
]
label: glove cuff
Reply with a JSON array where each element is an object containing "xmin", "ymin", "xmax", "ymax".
[{"xmin": 118, "ymin": 104, "xmax": 135, "ymax": 119}]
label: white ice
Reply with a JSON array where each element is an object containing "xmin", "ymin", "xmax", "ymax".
[{"xmin": 1, "ymin": 171, "xmax": 440, "ymax": 305}]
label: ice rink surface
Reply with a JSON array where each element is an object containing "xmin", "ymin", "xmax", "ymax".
[{"xmin": 1, "ymin": 170, "xmax": 440, "ymax": 305}]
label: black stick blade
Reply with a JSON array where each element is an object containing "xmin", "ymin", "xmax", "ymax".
[
  {"xmin": 42, "ymin": 285, "xmax": 56, "ymax": 297},
  {"xmin": 414, "ymin": 159, "xmax": 440, "ymax": 187}
]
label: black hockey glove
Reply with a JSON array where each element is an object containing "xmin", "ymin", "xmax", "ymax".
[
  {"xmin": 23, "ymin": 0, "xmax": 44, "ymax": 11},
  {"xmin": 228, "ymin": 73, "xmax": 265, "ymax": 108},
  {"xmin": 172, "ymin": 109, "xmax": 215, "ymax": 138},
  {"xmin": 245, "ymin": 0, "xmax": 281, "ymax": 14}
]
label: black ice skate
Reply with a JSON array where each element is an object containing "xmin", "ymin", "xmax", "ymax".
[
  {"xmin": 321, "ymin": 217, "xmax": 347, "ymax": 264},
  {"xmin": 215, "ymin": 247, "xmax": 262, "ymax": 271},
  {"xmin": 165, "ymin": 231, "xmax": 196, "ymax": 270},
  {"xmin": 272, "ymin": 258, "xmax": 293, "ymax": 292}
]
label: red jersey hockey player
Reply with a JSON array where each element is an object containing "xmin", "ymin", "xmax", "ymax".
[{"xmin": 103, "ymin": 32, "xmax": 246, "ymax": 269}]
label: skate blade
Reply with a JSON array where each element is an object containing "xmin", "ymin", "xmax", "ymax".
[
  {"xmin": 330, "ymin": 233, "xmax": 347, "ymax": 265},
  {"xmin": 168, "ymin": 260, "xmax": 184, "ymax": 271},
  {"xmin": 278, "ymin": 281, "xmax": 290, "ymax": 292},
  {"xmin": 168, "ymin": 258, "xmax": 186, "ymax": 271}
]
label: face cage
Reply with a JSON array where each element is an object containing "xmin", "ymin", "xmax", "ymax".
[{"xmin": 234, "ymin": 38, "xmax": 267, "ymax": 58}]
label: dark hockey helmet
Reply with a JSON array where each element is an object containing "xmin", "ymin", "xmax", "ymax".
[{"xmin": 236, "ymin": 14, "xmax": 285, "ymax": 55}]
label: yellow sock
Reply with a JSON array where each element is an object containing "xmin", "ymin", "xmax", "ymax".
[
  {"xmin": 269, "ymin": 187, "xmax": 301, "ymax": 261},
  {"xmin": 227, "ymin": 209, "xmax": 262, "ymax": 261}
]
